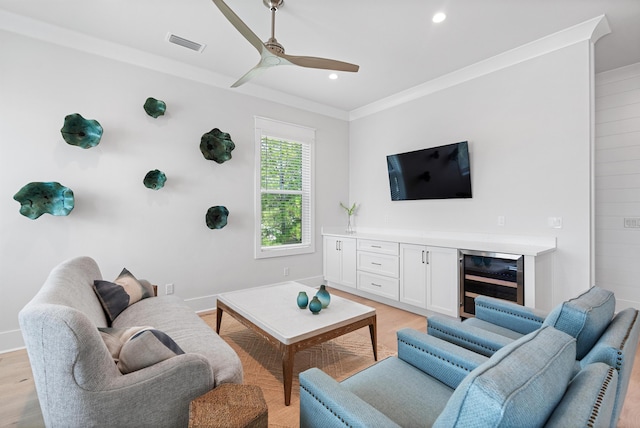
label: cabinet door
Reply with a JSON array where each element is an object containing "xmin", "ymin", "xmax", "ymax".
[
  {"xmin": 400, "ymin": 243, "xmax": 427, "ymax": 308},
  {"xmin": 340, "ymin": 237, "xmax": 357, "ymax": 288},
  {"xmin": 323, "ymin": 236, "xmax": 356, "ymax": 288},
  {"xmin": 426, "ymin": 247, "xmax": 459, "ymax": 317},
  {"xmin": 323, "ymin": 236, "xmax": 342, "ymax": 283}
]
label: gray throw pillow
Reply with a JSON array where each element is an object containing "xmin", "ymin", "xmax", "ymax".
[
  {"xmin": 93, "ymin": 268, "xmax": 155, "ymax": 323},
  {"xmin": 99, "ymin": 326, "xmax": 184, "ymax": 374}
]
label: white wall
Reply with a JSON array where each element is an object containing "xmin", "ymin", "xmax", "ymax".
[
  {"xmin": 349, "ymin": 41, "xmax": 594, "ymax": 309},
  {"xmin": 0, "ymin": 30, "xmax": 350, "ymax": 352},
  {"xmin": 595, "ymin": 62, "xmax": 640, "ymax": 311}
]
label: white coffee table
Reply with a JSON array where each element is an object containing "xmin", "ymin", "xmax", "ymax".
[{"xmin": 216, "ymin": 282, "xmax": 377, "ymax": 405}]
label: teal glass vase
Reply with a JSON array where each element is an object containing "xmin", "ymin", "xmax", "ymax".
[
  {"xmin": 309, "ymin": 296, "xmax": 322, "ymax": 314},
  {"xmin": 297, "ymin": 291, "xmax": 309, "ymax": 309},
  {"xmin": 316, "ymin": 284, "xmax": 331, "ymax": 308}
]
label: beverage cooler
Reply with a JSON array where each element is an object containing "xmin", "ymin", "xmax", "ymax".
[{"xmin": 459, "ymin": 249, "xmax": 524, "ymax": 319}]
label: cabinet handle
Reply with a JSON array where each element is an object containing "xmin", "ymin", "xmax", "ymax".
[
  {"xmin": 371, "ymin": 245, "xmax": 382, "ymax": 248},
  {"xmin": 371, "ymin": 282, "xmax": 382, "ymax": 287},
  {"xmin": 371, "ymin": 262, "xmax": 382, "ymax": 266},
  {"xmin": 426, "ymin": 251, "xmax": 430, "ymax": 264},
  {"xmin": 336, "ymin": 241, "xmax": 339, "ymax": 251},
  {"xmin": 422, "ymin": 250, "xmax": 425, "ymax": 264}
]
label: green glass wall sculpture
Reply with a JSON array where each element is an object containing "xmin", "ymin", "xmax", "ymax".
[
  {"xmin": 13, "ymin": 182, "xmax": 74, "ymax": 219},
  {"xmin": 205, "ymin": 206, "xmax": 229, "ymax": 229},
  {"xmin": 60, "ymin": 113, "xmax": 103, "ymax": 149},
  {"xmin": 144, "ymin": 97, "xmax": 166, "ymax": 118},
  {"xmin": 143, "ymin": 169, "xmax": 167, "ymax": 190},
  {"xmin": 200, "ymin": 128, "xmax": 235, "ymax": 164}
]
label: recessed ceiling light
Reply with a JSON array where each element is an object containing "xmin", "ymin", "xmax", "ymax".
[
  {"xmin": 432, "ymin": 12, "xmax": 446, "ymax": 23},
  {"xmin": 329, "ymin": 73, "xmax": 338, "ymax": 80}
]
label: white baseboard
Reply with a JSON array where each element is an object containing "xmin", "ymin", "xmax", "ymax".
[{"xmin": 0, "ymin": 329, "xmax": 25, "ymax": 355}]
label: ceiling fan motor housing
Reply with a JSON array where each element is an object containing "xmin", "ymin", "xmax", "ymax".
[
  {"xmin": 263, "ymin": 0, "xmax": 283, "ymax": 10},
  {"xmin": 265, "ymin": 37, "xmax": 285, "ymax": 54}
]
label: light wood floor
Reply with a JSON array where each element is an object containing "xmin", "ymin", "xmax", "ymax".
[{"xmin": 1, "ymin": 289, "xmax": 638, "ymax": 427}]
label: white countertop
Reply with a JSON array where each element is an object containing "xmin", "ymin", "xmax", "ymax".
[
  {"xmin": 322, "ymin": 227, "xmax": 556, "ymax": 257},
  {"xmin": 217, "ymin": 281, "xmax": 375, "ymax": 345}
]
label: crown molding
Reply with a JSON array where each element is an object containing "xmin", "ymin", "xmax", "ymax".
[
  {"xmin": 0, "ymin": 9, "xmax": 350, "ymax": 121},
  {"xmin": 349, "ymin": 15, "xmax": 610, "ymax": 121},
  {"xmin": 1, "ymin": 10, "xmax": 609, "ymax": 123}
]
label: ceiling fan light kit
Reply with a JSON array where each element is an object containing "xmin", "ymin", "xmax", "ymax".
[{"xmin": 211, "ymin": 0, "xmax": 359, "ymax": 87}]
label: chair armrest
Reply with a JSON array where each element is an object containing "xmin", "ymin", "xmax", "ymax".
[
  {"xmin": 427, "ymin": 315, "xmax": 514, "ymax": 357},
  {"xmin": 299, "ymin": 368, "xmax": 400, "ymax": 428},
  {"xmin": 474, "ymin": 296, "xmax": 546, "ymax": 334},
  {"xmin": 397, "ymin": 328, "xmax": 488, "ymax": 389}
]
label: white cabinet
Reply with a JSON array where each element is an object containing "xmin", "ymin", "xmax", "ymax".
[
  {"xmin": 400, "ymin": 244, "xmax": 459, "ymax": 317},
  {"xmin": 399, "ymin": 244, "xmax": 428, "ymax": 308},
  {"xmin": 323, "ymin": 236, "xmax": 356, "ymax": 288},
  {"xmin": 322, "ymin": 229, "xmax": 554, "ymax": 317},
  {"xmin": 426, "ymin": 246, "xmax": 459, "ymax": 317},
  {"xmin": 356, "ymin": 239, "xmax": 399, "ymax": 300}
]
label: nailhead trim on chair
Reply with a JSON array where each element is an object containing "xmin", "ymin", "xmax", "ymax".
[
  {"xmin": 398, "ymin": 338, "xmax": 477, "ymax": 372},
  {"xmin": 587, "ymin": 367, "xmax": 616, "ymax": 428},
  {"xmin": 475, "ymin": 301, "xmax": 543, "ymax": 323},
  {"xmin": 425, "ymin": 326, "xmax": 500, "ymax": 354},
  {"xmin": 300, "ymin": 384, "xmax": 352, "ymax": 428}
]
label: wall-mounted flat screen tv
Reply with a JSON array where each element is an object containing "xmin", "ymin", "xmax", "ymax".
[{"xmin": 387, "ymin": 141, "xmax": 472, "ymax": 201}]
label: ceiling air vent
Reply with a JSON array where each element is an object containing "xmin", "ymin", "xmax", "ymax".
[{"xmin": 166, "ymin": 33, "xmax": 206, "ymax": 53}]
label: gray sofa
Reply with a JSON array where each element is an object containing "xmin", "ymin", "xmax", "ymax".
[{"xmin": 19, "ymin": 256, "xmax": 243, "ymax": 428}]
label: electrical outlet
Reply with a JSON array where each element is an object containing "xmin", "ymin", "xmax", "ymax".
[
  {"xmin": 497, "ymin": 216, "xmax": 505, "ymax": 226},
  {"xmin": 624, "ymin": 217, "xmax": 640, "ymax": 228},
  {"xmin": 165, "ymin": 283, "xmax": 174, "ymax": 295},
  {"xmin": 283, "ymin": 267, "xmax": 290, "ymax": 276},
  {"xmin": 548, "ymin": 217, "xmax": 563, "ymax": 229}
]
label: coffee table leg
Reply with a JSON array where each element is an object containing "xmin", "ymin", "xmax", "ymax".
[
  {"xmin": 216, "ymin": 307, "xmax": 223, "ymax": 334},
  {"xmin": 369, "ymin": 318, "xmax": 378, "ymax": 361},
  {"xmin": 282, "ymin": 345, "xmax": 295, "ymax": 406}
]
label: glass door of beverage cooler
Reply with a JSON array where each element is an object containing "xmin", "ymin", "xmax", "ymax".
[{"xmin": 459, "ymin": 250, "xmax": 524, "ymax": 319}]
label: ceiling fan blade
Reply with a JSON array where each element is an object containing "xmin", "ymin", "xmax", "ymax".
[
  {"xmin": 211, "ymin": 0, "xmax": 266, "ymax": 54},
  {"xmin": 280, "ymin": 54, "xmax": 359, "ymax": 72},
  {"xmin": 231, "ymin": 64, "xmax": 270, "ymax": 87}
]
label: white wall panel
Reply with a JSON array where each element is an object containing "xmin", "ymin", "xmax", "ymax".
[
  {"xmin": 0, "ymin": 30, "xmax": 350, "ymax": 352},
  {"xmin": 349, "ymin": 42, "xmax": 593, "ymax": 307},
  {"xmin": 595, "ymin": 62, "xmax": 640, "ymax": 310}
]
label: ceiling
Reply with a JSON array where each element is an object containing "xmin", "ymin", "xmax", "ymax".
[{"xmin": 1, "ymin": 0, "xmax": 639, "ymax": 114}]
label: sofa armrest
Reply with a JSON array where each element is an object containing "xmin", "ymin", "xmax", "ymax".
[
  {"xmin": 300, "ymin": 368, "xmax": 400, "ymax": 428},
  {"xmin": 474, "ymin": 296, "xmax": 546, "ymax": 334},
  {"xmin": 397, "ymin": 328, "xmax": 488, "ymax": 389},
  {"xmin": 93, "ymin": 353, "xmax": 215, "ymax": 427},
  {"xmin": 427, "ymin": 315, "xmax": 514, "ymax": 357}
]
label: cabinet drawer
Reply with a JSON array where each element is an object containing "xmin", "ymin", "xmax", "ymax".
[
  {"xmin": 357, "ymin": 252, "xmax": 399, "ymax": 277},
  {"xmin": 357, "ymin": 239, "xmax": 399, "ymax": 255},
  {"xmin": 358, "ymin": 271, "xmax": 399, "ymax": 300}
]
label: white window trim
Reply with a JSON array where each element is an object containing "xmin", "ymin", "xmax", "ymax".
[{"xmin": 254, "ymin": 116, "xmax": 315, "ymax": 259}]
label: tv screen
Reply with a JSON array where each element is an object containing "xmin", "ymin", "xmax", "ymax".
[{"xmin": 387, "ymin": 141, "xmax": 472, "ymax": 201}]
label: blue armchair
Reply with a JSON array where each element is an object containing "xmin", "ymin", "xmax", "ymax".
[
  {"xmin": 428, "ymin": 286, "xmax": 614, "ymax": 358},
  {"xmin": 427, "ymin": 285, "xmax": 639, "ymax": 427},
  {"xmin": 300, "ymin": 326, "xmax": 618, "ymax": 427}
]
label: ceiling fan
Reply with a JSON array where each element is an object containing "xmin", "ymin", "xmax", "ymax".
[{"xmin": 211, "ymin": 0, "xmax": 360, "ymax": 87}]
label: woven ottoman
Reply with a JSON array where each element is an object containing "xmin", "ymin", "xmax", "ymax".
[{"xmin": 189, "ymin": 384, "xmax": 268, "ymax": 428}]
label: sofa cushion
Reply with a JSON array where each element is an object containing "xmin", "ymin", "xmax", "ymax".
[
  {"xmin": 433, "ymin": 326, "xmax": 576, "ymax": 428},
  {"xmin": 542, "ymin": 286, "xmax": 615, "ymax": 359},
  {"xmin": 112, "ymin": 295, "xmax": 244, "ymax": 385},
  {"xmin": 93, "ymin": 268, "xmax": 154, "ymax": 323},
  {"xmin": 99, "ymin": 326, "xmax": 184, "ymax": 374}
]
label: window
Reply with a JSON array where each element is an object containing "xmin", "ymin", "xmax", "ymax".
[{"xmin": 255, "ymin": 117, "xmax": 315, "ymax": 259}]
